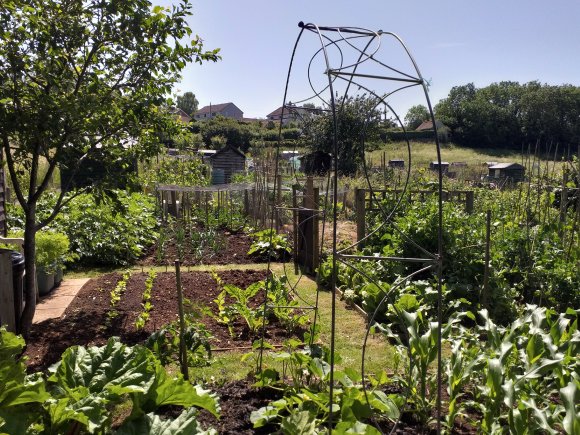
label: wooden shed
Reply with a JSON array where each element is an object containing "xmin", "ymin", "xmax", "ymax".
[
  {"xmin": 488, "ymin": 162, "xmax": 525, "ymax": 181},
  {"xmin": 300, "ymin": 151, "xmax": 332, "ymax": 175},
  {"xmin": 388, "ymin": 159, "xmax": 405, "ymax": 168},
  {"xmin": 429, "ymin": 161, "xmax": 450, "ymax": 173},
  {"xmin": 209, "ymin": 145, "xmax": 246, "ymax": 184}
]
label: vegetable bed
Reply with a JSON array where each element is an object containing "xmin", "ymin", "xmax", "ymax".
[{"xmin": 25, "ymin": 270, "xmax": 306, "ymax": 371}]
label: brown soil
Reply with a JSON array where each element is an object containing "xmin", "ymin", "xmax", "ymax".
[
  {"xmin": 137, "ymin": 226, "xmax": 261, "ymax": 266},
  {"xmin": 25, "ymin": 269, "xmax": 306, "ymax": 372}
]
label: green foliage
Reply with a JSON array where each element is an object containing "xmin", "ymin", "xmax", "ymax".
[
  {"xmin": 108, "ymin": 271, "xmax": 131, "ymax": 322},
  {"xmin": 141, "ymin": 152, "xmax": 209, "ymax": 190},
  {"xmin": 9, "ymin": 191, "xmax": 159, "ymax": 266},
  {"xmin": 176, "ymin": 91, "xmax": 199, "ymax": 117},
  {"xmin": 34, "ymin": 231, "xmax": 73, "ymax": 272},
  {"xmin": 250, "ymin": 340, "xmax": 400, "ymax": 432},
  {"xmin": 435, "ymin": 81, "xmax": 580, "ymax": 150},
  {"xmin": 200, "ymin": 116, "xmax": 255, "ymax": 152},
  {"xmin": 145, "ymin": 313, "xmax": 213, "ymax": 368},
  {"xmin": 0, "ymin": 329, "xmax": 219, "ymax": 434},
  {"xmin": 248, "ymin": 229, "xmax": 291, "ymax": 261},
  {"xmin": 404, "ymin": 104, "xmax": 430, "ymax": 130},
  {"xmin": 212, "ymin": 271, "xmax": 264, "ymax": 338},
  {"xmin": 135, "ymin": 270, "xmax": 157, "ymax": 331},
  {"xmin": 300, "ymin": 95, "xmax": 382, "ymax": 175},
  {"xmin": 443, "ymin": 306, "xmax": 580, "ymax": 433}
]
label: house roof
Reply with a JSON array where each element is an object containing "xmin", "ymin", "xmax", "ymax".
[
  {"xmin": 416, "ymin": 120, "xmax": 447, "ymax": 131},
  {"xmin": 488, "ymin": 162, "xmax": 525, "ymax": 170},
  {"xmin": 209, "ymin": 144, "xmax": 246, "ymax": 160},
  {"xmin": 267, "ymin": 104, "xmax": 306, "ymax": 118},
  {"xmin": 168, "ymin": 107, "xmax": 191, "ymax": 123},
  {"xmin": 196, "ymin": 103, "xmax": 237, "ymax": 115}
]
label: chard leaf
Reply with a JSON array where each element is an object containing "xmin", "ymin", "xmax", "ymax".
[
  {"xmin": 136, "ymin": 362, "xmax": 219, "ymax": 417},
  {"xmin": 334, "ymin": 420, "xmax": 381, "ymax": 434},
  {"xmin": 280, "ymin": 410, "xmax": 318, "ymax": 434},
  {"xmin": 115, "ymin": 408, "xmax": 216, "ymax": 434}
]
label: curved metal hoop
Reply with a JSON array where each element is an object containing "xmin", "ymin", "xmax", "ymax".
[{"xmin": 265, "ymin": 22, "xmax": 445, "ymax": 433}]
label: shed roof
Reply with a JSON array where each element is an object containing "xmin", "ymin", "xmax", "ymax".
[
  {"xmin": 488, "ymin": 162, "xmax": 525, "ymax": 170},
  {"xmin": 416, "ymin": 120, "xmax": 447, "ymax": 131},
  {"xmin": 209, "ymin": 144, "xmax": 246, "ymax": 160}
]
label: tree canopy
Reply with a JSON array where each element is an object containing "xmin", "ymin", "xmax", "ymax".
[
  {"xmin": 0, "ymin": 0, "xmax": 219, "ymax": 336},
  {"xmin": 300, "ymin": 95, "xmax": 382, "ymax": 175},
  {"xmin": 176, "ymin": 91, "xmax": 199, "ymax": 116},
  {"xmin": 404, "ymin": 104, "xmax": 430, "ymax": 130},
  {"xmin": 435, "ymin": 81, "xmax": 580, "ymax": 151}
]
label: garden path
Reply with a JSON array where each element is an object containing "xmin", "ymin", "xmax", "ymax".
[{"xmin": 33, "ymin": 278, "xmax": 90, "ymax": 323}]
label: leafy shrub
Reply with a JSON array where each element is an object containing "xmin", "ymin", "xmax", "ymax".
[
  {"xmin": 8, "ymin": 191, "xmax": 159, "ymax": 266},
  {"xmin": 35, "ymin": 231, "xmax": 73, "ymax": 273},
  {"xmin": 248, "ymin": 229, "xmax": 291, "ymax": 261}
]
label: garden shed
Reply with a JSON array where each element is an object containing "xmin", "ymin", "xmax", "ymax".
[
  {"xmin": 300, "ymin": 151, "xmax": 332, "ymax": 175},
  {"xmin": 488, "ymin": 162, "xmax": 525, "ymax": 181},
  {"xmin": 388, "ymin": 159, "xmax": 405, "ymax": 168},
  {"xmin": 209, "ymin": 145, "xmax": 246, "ymax": 184},
  {"xmin": 429, "ymin": 161, "xmax": 449, "ymax": 173}
]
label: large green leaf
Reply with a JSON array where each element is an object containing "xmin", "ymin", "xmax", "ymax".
[
  {"xmin": 48, "ymin": 337, "xmax": 155, "ymax": 398},
  {"xmin": 280, "ymin": 410, "xmax": 318, "ymax": 434},
  {"xmin": 560, "ymin": 382, "xmax": 580, "ymax": 435},
  {"xmin": 334, "ymin": 421, "xmax": 382, "ymax": 435},
  {"xmin": 116, "ymin": 408, "xmax": 216, "ymax": 434},
  {"xmin": 132, "ymin": 362, "xmax": 220, "ymax": 418}
]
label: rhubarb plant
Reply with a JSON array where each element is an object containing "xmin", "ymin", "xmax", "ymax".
[{"xmin": 0, "ymin": 329, "xmax": 219, "ymax": 434}]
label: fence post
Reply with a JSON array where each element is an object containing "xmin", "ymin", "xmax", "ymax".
[
  {"xmin": 175, "ymin": 260, "xmax": 189, "ymax": 380},
  {"xmin": 355, "ymin": 188, "xmax": 366, "ymax": 245},
  {"xmin": 292, "ymin": 184, "xmax": 299, "ymax": 274},
  {"xmin": 465, "ymin": 190, "xmax": 474, "ymax": 213}
]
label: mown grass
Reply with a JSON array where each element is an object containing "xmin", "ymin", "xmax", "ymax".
[{"xmin": 368, "ymin": 141, "xmax": 563, "ymax": 168}]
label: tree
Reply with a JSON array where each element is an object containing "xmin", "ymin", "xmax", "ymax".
[
  {"xmin": 176, "ymin": 91, "xmax": 199, "ymax": 116},
  {"xmin": 0, "ymin": 0, "xmax": 219, "ymax": 336},
  {"xmin": 404, "ymin": 104, "xmax": 430, "ymax": 130},
  {"xmin": 200, "ymin": 116, "xmax": 255, "ymax": 152},
  {"xmin": 300, "ymin": 95, "xmax": 382, "ymax": 175}
]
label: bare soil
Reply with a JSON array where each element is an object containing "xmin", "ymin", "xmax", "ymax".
[
  {"xmin": 25, "ymin": 269, "xmax": 305, "ymax": 372},
  {"xmin": 137, "ymin": 226, "xmax": 260, "ymax": 266}
]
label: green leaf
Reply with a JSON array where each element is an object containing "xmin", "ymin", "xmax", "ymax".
[
  {"xmin": 115, "ymin": 408, "xmax": 216, "ymax": 434},
  {"xmin": 280, "ymin": 410, "xmax": 318, "ymax": 434},
  {"xmin": 132, "ymin": 362, "xmax": 219, "ymax": 418},
  {"xmin": 334, "ymin": 421, "xmax": 382, "ymax": 434},
  {"xmin": 560, "ymin": 381, "xmax": 580, "ymax": 435}
]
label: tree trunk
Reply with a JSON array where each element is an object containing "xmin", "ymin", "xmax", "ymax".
[{"xmin": 19, "ymin": 207, "xmax": 37, "ymax": 339}]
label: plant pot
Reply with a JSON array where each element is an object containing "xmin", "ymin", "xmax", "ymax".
[
  {"xmin": 37, "ymin": 268, "xmax": 55, "ymax": 296},
  {"xmin": 55, "ymin": 266, "xmax": 63, "ymax": 285}
]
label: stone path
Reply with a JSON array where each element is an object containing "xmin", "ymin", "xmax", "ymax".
[{"xmin": 33, "ymin": 278, "xmax": 90, "ymax": 323}]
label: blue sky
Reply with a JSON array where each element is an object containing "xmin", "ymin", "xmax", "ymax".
[{"xmin": 159, "ymin": 1, "xmax": 580, "ymax": 119}]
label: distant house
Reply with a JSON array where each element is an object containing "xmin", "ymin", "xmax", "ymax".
[
  {"xmin": 168, "ymin": 107, "xmax": 192, "ymax": 124},
  {"xmin": 488, "ymin": 163, "xmax": 525, "ymax": 181},
  {"xmin": 194, "ymin": 102, "xmax": 243, "ymax": 121},
  {"xmin": 267, "ymin": 104, "xmax": 311, "ymax": 125},
  {"xmin": 209, "ymin": 145, "xmax": 246, "ymax": 184},
  {"xmin": 416, "ymin": 119, "xmax": 450, "ymax": 142},
  {"xmin": 388, "ymin": 159, "xmax": 405, "ymax": 168}
]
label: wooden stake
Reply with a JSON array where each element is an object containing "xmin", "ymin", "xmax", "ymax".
[{"xmin": 175, "ymin": 260, "xmax": 188, "ymax": 380}]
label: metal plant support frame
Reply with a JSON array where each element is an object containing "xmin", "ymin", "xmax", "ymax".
[{"xmin": 262, "ymin": 22, "xmax": 445, "ymax": 433}]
